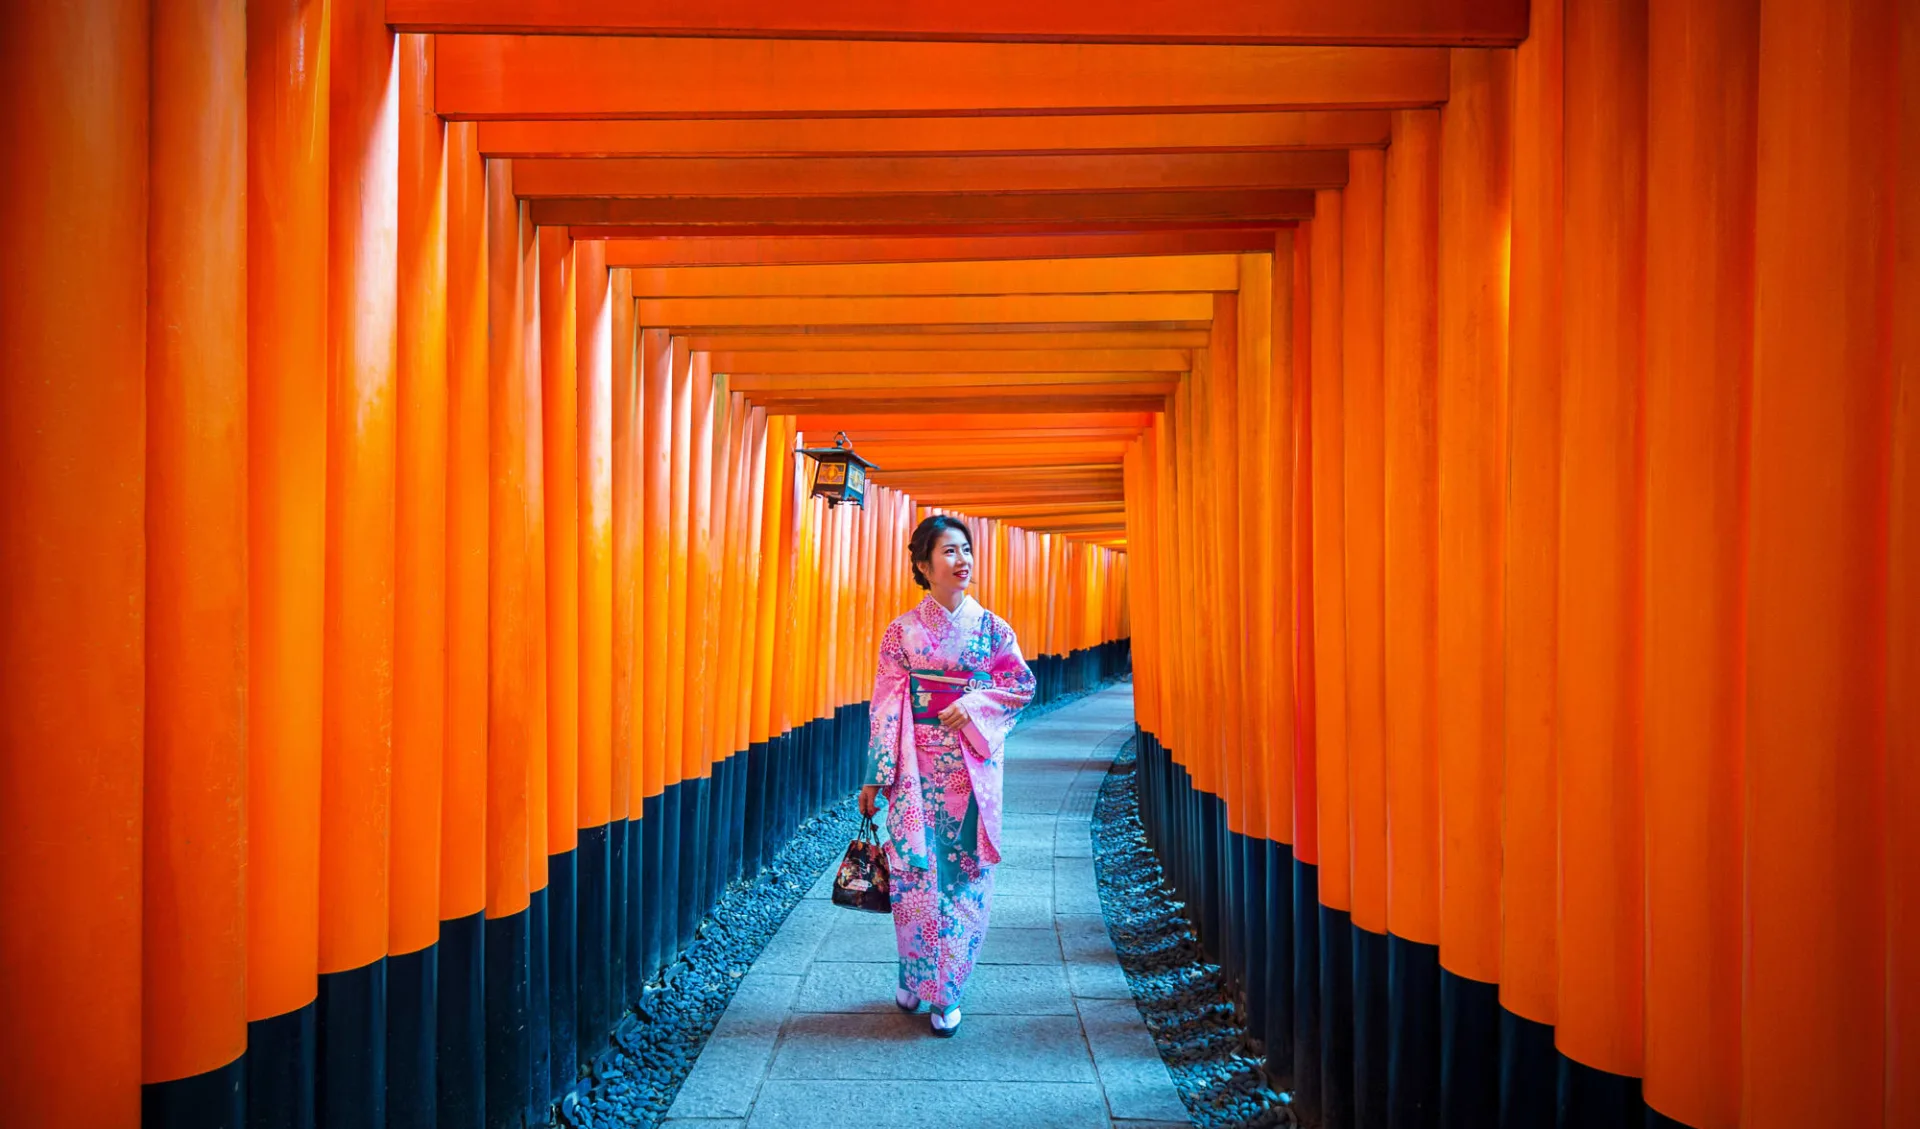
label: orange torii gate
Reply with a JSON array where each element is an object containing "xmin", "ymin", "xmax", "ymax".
[{"xmin": 0, "ymin": 2, "xmax": 1914, "ymax": 1129}]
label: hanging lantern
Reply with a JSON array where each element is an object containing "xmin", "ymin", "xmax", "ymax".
[{"xmin": 799, "ymin": 431, "xmax": 880, "ymax": 509}]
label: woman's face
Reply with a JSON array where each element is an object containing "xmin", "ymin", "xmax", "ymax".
[{"xmin": 922, "ymin": 527, "xmax": 973, "ymax": 594}]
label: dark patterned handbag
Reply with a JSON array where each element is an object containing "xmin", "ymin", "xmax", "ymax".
[{"xmin": 831, "ymin": 815, "xmax": 892, "ymax": 913}]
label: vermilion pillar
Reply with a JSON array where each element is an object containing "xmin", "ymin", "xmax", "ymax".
[
  {"xmin": 1746, "ymin": 0, "xmax": 1898, "ymax": 1124},
  {"xmin": 1236, "ymin": 252, "xmax": 1275, "ymax": 848},
  {"xmin": 485, "ymin": 154, "xmax": 533, "ymax": 1129},
  {"xmin": 1642, "ymin": 0, "xmax": 1756, "ymax": 1124},
  {"xmin": 1558, "ymin": 0, "xmax": 1649, "ymax": 1091},
  {"xmin": 1500, "ymin": 0, "xmax": 1565, "ymax": 1065},
  {"xmin": 1306, "ymin": 190, "xmax": 1352, "ymax": 1125},
  {"xmin": 1306, "ymin": 193, "xmax": 1348, "ymax": 918},
  {"xmin": 1340, "ymin": 151, "xmax": 1389, "ymax": 951},
  {"xmin": 1338, "ymin": 146, "xmax": 1391, "ymax": 1129},
  {"xmin": 441, "ymin": 117, "xmax": 489, "ymax": 1129},
  {"xmin": 391, "ymin": 31, "xmax": 448, "ymax": 1121},
  {"xmin": 1382, "ymin": 104, "xmax": 1442, "ymax": 1122},
  {"xmin": 0, "ymin": 5, "xmax": 148, "ymax": 1124},
  {"xmin": 1264, "ymin": 232, "xmax": 1298, "ymax": 852},
  {"xmin": 394, "ymin": 26, "xmax": 450, "ymax": 957},
  {"xmin": 145, "ymin": 3, "xmax": 249, "ymax": 1124},
  {"xmin": 607, "ymin": 268, "xmax": 636, "ymax": 1002},
  {"xmin": 574, "ymin": 237, "xmax": 614, "ymax": 1064},
  {"xmin": 1434, "ymin": 46, "xmax": 1512, "ymax": 1128},
  {"xmin": 1891, "ymin": 9, "xmax": 1920, "ymax": 1120},
  {"xmin": 318, "ymin": 0, "xmax": 398, "ymax": 1121},
  {"xmin": 245, "ymin": 0, "xmax": 329, "ymax": 1118},
  {"xmin": 642, "ymin": 327, "xmax": 674, "ymax": 804}
]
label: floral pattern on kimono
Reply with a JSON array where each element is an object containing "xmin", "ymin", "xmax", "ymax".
[
  {"xmin": 865, "ymin": 595, "xmax": 1037, "ymax": 872},
  {"xmin": 866, "ymin": 595, "xmax": 1035, "ymax": 1008}
]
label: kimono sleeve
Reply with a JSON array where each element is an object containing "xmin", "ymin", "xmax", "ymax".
[
  {"xmin": 957, "ymin": 615, "xmax": 1037, "ymax": 760},
  {"xmin": 865, "ymin": 620, "xmax": 911, "ymax": 787}
]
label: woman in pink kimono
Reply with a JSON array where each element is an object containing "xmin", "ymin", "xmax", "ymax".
[{"xmin": 859, "ymin": 514, "xmax": 1036, "ymax": 1037}]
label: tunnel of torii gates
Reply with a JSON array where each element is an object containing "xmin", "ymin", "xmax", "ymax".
[{"xmin": 0, "ymin": 1, "xmax": 1915, "ymax": 1128}]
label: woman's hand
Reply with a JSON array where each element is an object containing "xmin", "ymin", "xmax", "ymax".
[
  {"xmin": 859, "ymin": 785, "xmax": 881, "ymax": 819},
  {"xmin": 938, "ymin": 700, "xmax": 971, "ymax": 730}
]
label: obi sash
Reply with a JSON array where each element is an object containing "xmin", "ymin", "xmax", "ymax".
[{"xmin": 909, "ymin": 668, "xmax": 986, "ymax": 724}]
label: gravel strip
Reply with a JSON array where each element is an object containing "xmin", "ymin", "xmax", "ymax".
[
  {"xmin": 1090, "ymin": 735, "xmax": 1298, "ymax": 1129},
  {"xmin": 562, "ymin": 797, "xmax": 863, "ymax": 1129}
]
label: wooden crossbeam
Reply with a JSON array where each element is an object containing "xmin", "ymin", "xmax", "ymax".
[
  {"xmin": 482, "ymin": 111, "xmax": 1392, "ymax": 159},
  {"xmin": 918, "ymin": 500, "xmax": 1128, "ymax": 518},
  {"xmin": 533, "ymin": 189, "xmax": 1317, "ymax": 229},
  {"xmin": 795, "ymin": 412, "xmax": 1155, "ymax": 433},
  {"xmin": 597, "ymin": 232, "xmax": 1278, "ymax": 269},
  {"xmin": 804, "ymin": 427, "xmax": 1147, "ymax": 445},
  {"xmin": 625, "ymin": 255, "xmax": 1239, "ymax": 298},
  {"xmin": 901, "ymin": 485, "xmax": 1124, "ymax": 505},
  {"xmin": 856, "ymin": 447, "xmax": 1129, "ymax": 471},
  {"xmin": 435, "ymin": 37, "xmax": 1450, "ymax": 119},
  {"xmin": 717, "ymin": 350, "xmax": 1189, "ymax": 373},
  {"xmin": 754, "ymin": 393, "xmax": 1166, "ymax": 414},
  {"xmin": 691, "ymin": 330, "xmax": 1209, "ymax": 351},
  {"xmin": 730, "ymin": 372, "xmax": 1178, "ymax": 392},
  {"xmin": 511, "ymin": 151, "xmax": 1348, "ymax": 198},
  {"xmin": 393, "ymin": 0, "xmax": 1527, "ymax": 47},
  {"xmin": 635, "ymin": 293, "xmax": 1213, "ymax": 326}
]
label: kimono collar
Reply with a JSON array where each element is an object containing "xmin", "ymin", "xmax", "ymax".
[{"xmin": 915, "ymin": 593, "xmax": 981, "ymax": 637}]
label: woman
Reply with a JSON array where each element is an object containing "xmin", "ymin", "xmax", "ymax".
[{"xmin": 860, "ymin": 514, "xmax": 1036, "ymax": 1036}]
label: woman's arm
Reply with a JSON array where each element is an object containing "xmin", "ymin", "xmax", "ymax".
[
  {"xmin": 953, "ymin": 617, "xmax": 1037, "ymax": 757},
  {"xmin": 864, "ymin": 620, "xmax": 910, "ymax": 788}
]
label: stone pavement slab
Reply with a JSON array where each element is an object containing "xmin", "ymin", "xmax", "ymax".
[
  {"xmin": 743, "ymin": 1081, "xmax": 1112, "ymax": 1129},
  {"xmin": 664, "ymin": 684, "xmax": 1191, "ymax": 1127}
]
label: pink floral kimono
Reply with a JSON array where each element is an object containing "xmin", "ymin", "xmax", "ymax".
[{"xmin": 867, "ymin": 594, "xmax": 1036, "ymax": 1009}]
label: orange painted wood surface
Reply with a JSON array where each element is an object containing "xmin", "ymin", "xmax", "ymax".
[
  {"xmin": 245, "ymin": 0, "xmax": 332, "ymax": 1021},
  {"xmin": 486, "ymin": 161, "xmax": 533, "ymax": 919},
  {"xmin": 601, "ymin": 232, "xmax": 1280, "ymax": 269},
  {"xmin": 319, "ymin": 0, "xmax": 399, "ymax": 974},
  {"xmin": 483, "ymin": 112, "xmax": 1390, "ymax": 159},
  {"xmin": 1381, "ymin": 107, "xmax": 1440, "ymax": 947},
  {"xmin": 1340, "ymin": 149, "xmax": 1388, "ymax": 936},
  {"xmin": 1434, "ymin": 49, "xmax": 1510, "ymax": 985},
  {"xmin": 728, "ymin": 349, "xmax": 1189, "ymax": 373},
  {"xmin": 541, "ymin": 228, "xmax": 581, "ymax": 854},
  {"xmin": 1745, "ymin": 0, "xmax": 1898, "ymax": 1122},
  {"xmin": 0, "ymin": 6, "xmax": 149, "ymax": 1120},
  {"xmin": 522, "ymin": 196, "xmax": 551, "ymax": 894},
  {"xmin": 435, "ymin": 37, "xmax": 1451, "ymax": 119},
  {"xmin": 1641, "ymin": 0, "xmax": 1755, "ymax": 1121},
  {"xmin": 691, "ymin": 330, "xmax": 1211, "ymax": 352},
  {"xmin": 444, "ymin": 120, "xmax": 491, "ymax": 921},
  {"xmin": 145, "ymin": 0, "xmax": 249, "ymax": 1082},
  {"xmin": 535, "ymin": 190, "xmax": 1317, "ymax": 232},
  {"xmin": 393, "ymin": 0, "xmax": 1526, "ymax": 45},
  {"xmin": 1290, "ymin": 224, "xmax": 1316, "ymax": 861},
  {"xmin": 1557, "ymin": 0, "xmax": 1648, "ymax": 1077},
  {"xmin": 641, "ymin": 328, "xmax": 674, "ymax": 797},
  {"xmin": 1498, "ymin": 0, "xmax": 1563, "ymax": 1028},
  {"xmin": 394, "ymin": 31, "xmax": 450, "ymax": 957},
  {"xmin": 1891, "ymin": 7, "xmax": 1920, "ymax": 1120},
  {"xmin": 1263, "ymin": 232, "xmax": 1298, "ymax": 838},
  {"xmin": 609, "ymin": 269, "xmax": 638, "ymax": 815},
  {"xmin": 1306, "ymin": 193, "xmax": 1350, "ymax": 909},
  {"xmin": 512, "ymin": 152, "xmax": 1349, "ymax": 198},
  {"xmin": 633, "ymin": 293, "xmax": 1213, "ymax": 328},
  {"xmin": 623, "ymin": 256, "xmax": 1239, "ymax": 298},
  {"xmin": 577, "ymin": 240, "xmax": 614, "ymax": 830}
]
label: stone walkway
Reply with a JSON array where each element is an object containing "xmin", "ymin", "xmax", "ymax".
[{"xmin": 661, "ymin": 683, "xmax": 1190, "ymax": 1129}]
